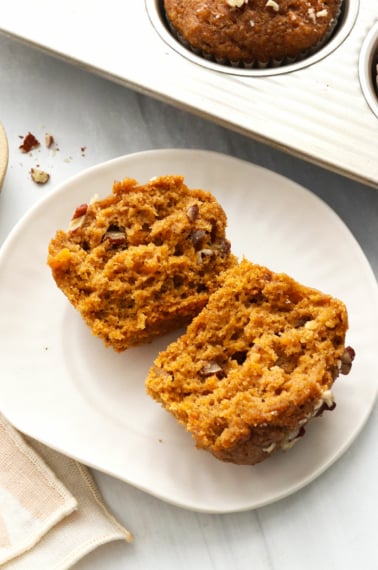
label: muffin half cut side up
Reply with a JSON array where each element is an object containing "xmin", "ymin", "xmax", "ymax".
[
  {"xmin": 146, "ymin": 259, "xmax": 355, "ymax": 465},
  {"xmin": 47, "ymin": 175, "xmax": 237, "ymax": 351}
]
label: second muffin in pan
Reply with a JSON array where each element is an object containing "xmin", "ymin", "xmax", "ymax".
[{"xmin": 163, "ymin": 0, "xmax": 344, "ymax": 67}]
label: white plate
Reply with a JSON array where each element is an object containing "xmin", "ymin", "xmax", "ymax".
[{"xmin": 0, "ymin": 149, "xmax": 377, "ymax": 514}]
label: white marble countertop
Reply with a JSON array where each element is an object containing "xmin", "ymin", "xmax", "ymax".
[{"xmin": 1, "ymin": 33, "xmax": 378, "ymax": 570}]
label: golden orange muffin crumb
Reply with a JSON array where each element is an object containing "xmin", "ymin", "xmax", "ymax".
[
  {"xmin": 47, "ymin": 175, "xmax": 236, "ymax": 351},
  {"xmin": 146, "ymin": 259, "xmax": 354, "ymax": 465}
]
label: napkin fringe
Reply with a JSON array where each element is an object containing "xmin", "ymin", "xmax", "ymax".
[{"xmin": 73, "ymin": 462, "xmax": 134, "ymax": 543}]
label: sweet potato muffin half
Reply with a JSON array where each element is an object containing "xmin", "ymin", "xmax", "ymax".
[
  {"xmin": 146, "ymin": 259, "xmax": 354, "ymax": 465},
  {"xmin": 48, "ymin": 175, "xmax": 236, "ymax": 351}
]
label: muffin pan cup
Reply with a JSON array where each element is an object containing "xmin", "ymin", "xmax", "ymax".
[{"xmin": 157, "ymin": 0, "xmax": 349, "ymax": 75}]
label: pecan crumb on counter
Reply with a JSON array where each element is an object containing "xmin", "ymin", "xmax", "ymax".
[
  {"xmin": 45, "ymin": 133, "xmax": 55, "ymax": 148},
  {"xmin": 19, "ymin": 132, "xmax": 40, "ymax": 153},
  {"xmin": 18, "ymin": 129, "xmax": 86, "ymax": 185},
  {"xmin": 30, "ymin": 167, "xmax": 50, "ymax": 184}
]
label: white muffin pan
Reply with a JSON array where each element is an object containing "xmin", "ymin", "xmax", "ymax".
[{"xmin": 1, "ymin": 0, "xmax": 377, "ymax": 187}]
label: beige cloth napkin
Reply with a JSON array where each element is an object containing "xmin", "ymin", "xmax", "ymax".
[{"xmin": 0, "ymin": 413, "xmax": 133, "ymax": 569}]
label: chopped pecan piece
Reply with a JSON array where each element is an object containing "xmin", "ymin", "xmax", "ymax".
[
  {"xmin": 30, "ymin": 168, "xmax": 50, "ymax": 184},
  {"xmin": 340, "ymin": 346, "xmax": 355, "ymax": 375},
  {"xmin": 201, "ymin": 361, "xmax": 224, "ymax": 377},
  {"xmin": 19, "ymin": 132, "xmax": 40, "ymax": 153},
  {"xmin": 315, "ymin": 401, "xmax": 337, "ymax": 417},
  {"xmin": 72, "ymin": 204, "xmax": 88, "ymax": 219},
  {"xmin": 69, "ymin": 204, "xmax": 88, "ymax": 231},
  {"xmin": 102, "ymin": 225, "xmax": 127, "ymax": 247},
  {"xmin": 197, "ymin": 249, "xmax": 214, "ymax": 264},
  {"xmin": 215, "ymin": 238, "xmax": 231, "ymax": 257},
  {"xmin": 186, "ymin": 204, "xmax": 199, "ymax": 222},
  {"xmin": 45, "ymin": 133, "xmax": 55, "ymax": 148},
  {"xmin": 190, "ymin": 229, "xmax": 207, "ymax": 249}
]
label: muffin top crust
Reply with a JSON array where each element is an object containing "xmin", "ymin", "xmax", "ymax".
[{"xmin": 164, "ymin": 0, "xmax": 343, "ymax": 63}]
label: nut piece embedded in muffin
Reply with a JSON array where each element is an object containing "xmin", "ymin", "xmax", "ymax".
[
  {"xmin": 163, "ymin": 0, "xmax": 344, "ymax": 67},
  {"xmin": 146, "ymin": 259, "xmax": 355, "ymax": 465},
  {"xmin": 47, "ymin": 175, "xmax": 237, "ymax": 351}
]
